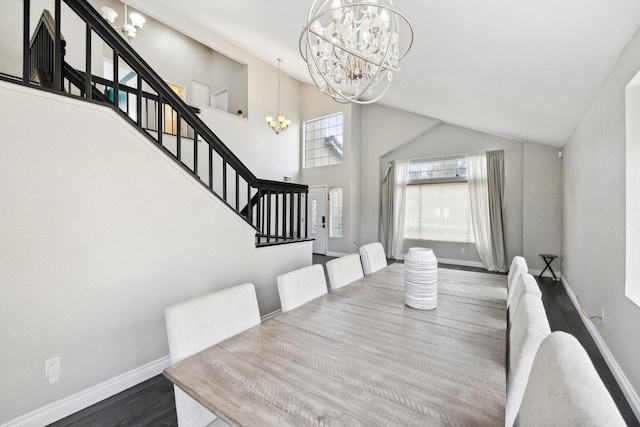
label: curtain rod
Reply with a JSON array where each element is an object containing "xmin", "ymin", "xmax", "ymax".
[
  {"xmin": 408, "ymin": 153, "xmax": 467, "ymax": 163},
  {"xmin": 408, "ymin": 149, "xmax": 508, "ymax": 162}
]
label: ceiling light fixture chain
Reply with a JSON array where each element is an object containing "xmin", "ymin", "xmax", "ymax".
[
  {"xmin": 266, "ymin": 58, "xmax": 292, "ymax": 134},
  {"xmin": 300, "ymin": 0, "xmax": 413, "ymax": 104}
]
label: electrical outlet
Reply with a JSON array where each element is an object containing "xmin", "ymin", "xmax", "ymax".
[
  {"xmin": 460, "ymin": 247, "xmax": 465, "ymax": 254},
  {"xmin": 601, "ymin": 309, "xmax": 605, "ymax": 324},
  {"xmin": 45, "ymin": 357, "xmax": 60, "ymax": 384}
]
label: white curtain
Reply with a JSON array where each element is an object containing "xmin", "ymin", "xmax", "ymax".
[
  {"xmin": 467, "ymin": 153, "xmax": 497, "ymax": 271},
  {"xmin": 391, "ymin": 160, "xmax": 409, "ymax": 259},
  {"xmin": 380, "ymin": 160, "xmax": 409, "ymax": 259},
  {"xmin": 487, "ymin": 150, "xmax": 507, "ymax": 272},
  {"xmin": 380, "ymin": 163, "xmax": 394, "ymax": 257}
]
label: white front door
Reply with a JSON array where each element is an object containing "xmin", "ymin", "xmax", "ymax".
[{"xmin": 308, "ymin": 186, "xmax": 327, "ymax": 255}]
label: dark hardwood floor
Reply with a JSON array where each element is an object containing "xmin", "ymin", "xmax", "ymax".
[
  {"xmin": 48, "ymin": 257, "xmax": 639, "ymax": 426},
  {"xmin": 536, "ymin": 275, "xmax": 639, "ymax": 426},
  {"xmin": 48, "ymin": 374, "xmax": 177, "ymax": 427}
]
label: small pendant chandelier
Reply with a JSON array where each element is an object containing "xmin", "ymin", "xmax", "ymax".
[
  {"xmin": 101, "ymin": 3, "xmax": 146, "ymax": 43},
  {"xmin": 266, "ymin": 59, "xmax": 291, "ymax": 134},
  {"xmin": 299, "ymin": 0, "xmax": 413, "ymax": 104}
]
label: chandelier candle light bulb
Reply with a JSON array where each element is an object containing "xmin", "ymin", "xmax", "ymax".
[{"xmin": 300, "ymin": 0, "xmax": 413, "ymax": 104}]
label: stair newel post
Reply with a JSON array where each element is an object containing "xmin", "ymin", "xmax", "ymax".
[
  {"xmin": 22, "ymin": 0, "xmax": 30, "ymax": 84},
  {"xmin": 54, "ymin": 0, "xmax": 63, "ymax": 91},
  {"xmin": 296, "ymin": 192, "xmax": 302, "ymax": 239},
  {"xmin": 85, "ymin": 23, "xmax": 92, "ymax": 99},
  {"xmin": 304, "ymin": 192, "xmax": 308, "ymax": 238}
]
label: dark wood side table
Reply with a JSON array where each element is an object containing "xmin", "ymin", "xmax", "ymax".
[{"xmin": 539, "ymin": 254, "xmax": 559, "ymax": 281}]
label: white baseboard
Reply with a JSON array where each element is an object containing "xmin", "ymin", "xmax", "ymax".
[
  {"xmin": 2, "ymin": 356, "xmax": 170, "ymax": 427},
  {"xmin": 5, "ymin": 309, "xmax": 285, "ymax": 427},
  {"xmin": 437, "ymin": 257, "xmax": 485, "ymax": 269},
  {"xmin": 528, "ymin": 268, "xmax": 562, "ymax": 280},
  {"xmin": 561, "ymin": 277, "xmax": 640, "ymax": 420}
]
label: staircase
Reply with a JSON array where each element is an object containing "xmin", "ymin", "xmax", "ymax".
[{"xmin": 4, "ymin": 0, "xmax": 308, "ymax": 247}]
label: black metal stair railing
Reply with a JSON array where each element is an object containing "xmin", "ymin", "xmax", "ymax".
[{"xmin": 8, "ymin": 0, "xmax": 308, "ymax": 246}]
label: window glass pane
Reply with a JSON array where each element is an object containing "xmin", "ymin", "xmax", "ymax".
[
  {"xmin": 303, "ymin": 113, "xmax": 344, "ymax": 168},
  {"xmin": 329, "ymin": 187, "xmax": 343, "ymax": 238},
  {"xmin": 407, "ymin": 156, "xmax": 468, "ymax": 182},
  {"xmin": 404, "ymin": 182, "xmax": 475, "ymax": 243}
]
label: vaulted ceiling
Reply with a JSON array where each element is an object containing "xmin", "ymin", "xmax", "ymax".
[{"xmin": 149, "ymin": 0, "xmax": 640, "ymax": 147}]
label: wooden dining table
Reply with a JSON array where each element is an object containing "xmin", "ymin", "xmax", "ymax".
[{"xmin": 163, "ymin": 263, "xmax": 507, "ymax": 426}]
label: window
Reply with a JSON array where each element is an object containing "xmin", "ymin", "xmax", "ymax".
[
  {"xmin": 329, "ymin": 187, "xmax": 343, "ymax": 238},
  {"xmin": 304, "ymin": 113, "xmax": 344, "ymax": 168},
  {"xmin": 404, "ymin": 157, "xmax": 475, "ymax": 243},
  {"xmin": 625, "ymin": 71, "xmax": 640, "ymax": 306},
  {"xmin": 407, "ymin": 158, "xmax": 468, "ymax": 182}
]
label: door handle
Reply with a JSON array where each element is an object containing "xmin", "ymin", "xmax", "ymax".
[{"xmin": 322, "ymin": 216, "xmax": 326, "ymax": 228}]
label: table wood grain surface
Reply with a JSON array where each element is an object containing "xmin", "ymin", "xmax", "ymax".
[{"xmin": 163, "ymin": 263, "xmax": 507, "ymax": 426}]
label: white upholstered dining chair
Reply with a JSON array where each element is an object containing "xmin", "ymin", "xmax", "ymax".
[
  {"xmin": 277, "ymin": 264, "xmax": 328, "ymax": 312},
  {"xmin": 505, "ymin": 293, "xmax": 551, "ymax": 427},
  {"xmin": 507, "ymin": 273, "xmax": 542, "ymax": 324},
  {"xmin": 165, "ymin": 283, "xmax": 261, "ymax": 427},
  {"xmin": 326, "ymin": 254, "xmax": 364, "ymax": 290},
  {"xmin": 507, "ymin": 256, "xmax": 528, "ymax": 289},
  {"xmin": 359, "ymin": 242, "xmax": 387, "ymax": 275},
  {"xmin": 516, "ymin": 331, "xmax": 625, "ymax": 426}
]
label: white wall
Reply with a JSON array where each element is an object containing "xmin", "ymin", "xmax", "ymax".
[
  {"xmin": 209, "ymin": 50, "xmax": 248, "ymax": 116},
  {"xmin": 522, "ymin": 142, "xmax": 563, "ymax": 275},
  {"xmin": 0, "ymin": 0, "xmax": 24, "ymax": 77},
  {"xmin": 0, "ymin": 82, "xmax": 311, "ymax": 424},
  {"xmin": 196, "ymin": 61, "xmax": 301, "ymax": 183},
  {"xmin": 562, "ymin": 22, "xmax": 640, "ymax": 411},
  {"xmin": 297, "ymin": 84, "xmax": 360, "ymax": 255}
]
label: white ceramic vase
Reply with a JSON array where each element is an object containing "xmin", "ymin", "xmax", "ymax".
[{"xmin": 404, "ymin": 247, "xmax": 438, "ymax": 310}]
